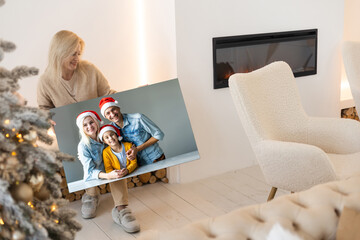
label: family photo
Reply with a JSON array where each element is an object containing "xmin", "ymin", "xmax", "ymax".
[{"xmin": 52, "ymin": 78, "xmax": 199, "ymax": 193}]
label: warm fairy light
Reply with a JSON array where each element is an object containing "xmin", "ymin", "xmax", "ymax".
[
  {"xmin": 0, "ymin": 217, "xmax": 4, "ymax": 225},
  {"xmin": 5, "ymin": 133, "xmax": 9, "ymax": 138},
  {"xmin": 27, "ymin": 201, "xmax": 34, "ymax": 209},
  {"xmin": 47, "ymin": 128, "xmax": 55, "ymax": 137},
  {"xmin": 12, "ymin": 128, "xmax": 16, "ymax": 132},
  {"xmin": 17, "ymin": 133, "xmax": 24, "ymax": 143},
  {"xmin": 50, "ymin": 204, "xmax": 57, "ymax": 213},
  {"xmin": 33, "ymin": 143, "xmax": 38, "ymax": 148},
  {"xmin": 11, "ymin": 151, "xmax": 16, "ymax": 156},
  {"xmin": 54, "ymin": 219, "xmax": 59, "ymax": 224},
  {"xmin": 4, "ymin": 119, "xmax": 10, "ymax": 125}
]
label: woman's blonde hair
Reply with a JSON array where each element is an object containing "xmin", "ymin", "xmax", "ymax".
[
  {"xmin": 44, "ymin": 30, "xmax": 85, "ymax": 79},
  {"xmin": 78, "ymin": 115, "xmax": 100, "ymax": 148}
]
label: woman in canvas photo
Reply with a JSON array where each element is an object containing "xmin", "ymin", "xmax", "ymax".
[{"xmin": 76, "ymin": 110, "xmax": 140, "ymax": 233}]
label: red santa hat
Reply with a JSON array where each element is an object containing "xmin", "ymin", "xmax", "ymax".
[
  {"xmin": 76, "ymin": 110, "xmax": 103, "ymax": 128},
  {"xmin": 99, "ymin": 97, "xmax": 119, "ymax": 117},
  {"xmin": 98, "ymin": 124, "xmax": 123, "ymax": 142}
]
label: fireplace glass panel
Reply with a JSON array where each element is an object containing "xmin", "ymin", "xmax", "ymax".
[{"xmin": 213, "ymin": 29, "xmax": 317, "ymax": 89}]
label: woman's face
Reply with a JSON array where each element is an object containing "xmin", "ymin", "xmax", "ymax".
[
  {"xmin": 82, "ymin": 116, "xmax": 98, "ymax": 138},
  {"xmin": 102, "ymin": 131, "xmax": 119, "ymax": 148},
  {"xmin": 62, "ymin": 44, "xmax": 81, "ymax": 73}
]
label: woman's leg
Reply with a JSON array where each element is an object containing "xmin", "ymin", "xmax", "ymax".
[
  {"xmin": 82, "ymin": 186, "xmax": 100, "ymax": 219},
  {"xmin": 85, "ymin": 186, "xmax": 100, "ymax": 196}
]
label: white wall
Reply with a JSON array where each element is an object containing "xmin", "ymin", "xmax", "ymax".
[
  {"xmin": 1, "ymin": 0, "xmax": 345, "ymax": 184},
  {"xmin": 344, "ymin": 0, "xmax": 360, "ymax": 41},
  {"xmin": 0, "ymin": 0, "xmax": 177, "ymax": 107},
  {"xmin": 175, "ymin": 0, "xmax": 344, "ymax": 182},
  {"xmin": 340, "ymin": 0, "xmax": 360, "ymax": 106}
]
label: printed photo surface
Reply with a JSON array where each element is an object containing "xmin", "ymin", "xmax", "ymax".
[{"xmin": 51, "ymin": 79, "xmax": 199, "ymax": 192}]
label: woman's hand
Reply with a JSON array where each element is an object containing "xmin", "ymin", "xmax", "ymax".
[{"xmin": 106, "ymin": 170, "xmax": 122, "ymax": 179}]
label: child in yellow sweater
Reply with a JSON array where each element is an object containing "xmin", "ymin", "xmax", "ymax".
[{"xmin": 98, "ymin": 124, "xmax": 137, "ymax": 177}]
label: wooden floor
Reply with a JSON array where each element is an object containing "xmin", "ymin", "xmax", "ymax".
[{"xmin": 69, "ymin": 165, "xmax": 289, "ymax": 240}]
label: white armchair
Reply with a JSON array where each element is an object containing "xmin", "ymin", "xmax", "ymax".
[
  {"xmin": 343, "ymin": 41, "xmax": 360, "ymax": 112},
  {"xmin": 228, "ymin": 61, "xmax": 360, "ymax": 199}
]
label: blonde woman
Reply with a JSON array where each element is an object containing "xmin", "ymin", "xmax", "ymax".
[
  {"xmin": 76, "ymin": 111, "xmax": 140, "ymax": 233},
  {"xmin": 37, "ymin": 30, "xmax": 115, "ymax": 110},
  {"xmin": 37, "ymin": 30, "xmax": 115, "ymax": 219}
]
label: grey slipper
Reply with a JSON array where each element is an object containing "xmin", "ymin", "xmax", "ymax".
[
  {"xmin": 112, "ymin": 207, "xmax": 140, "ymax": 233},
  {"xmin": 81, "ymin": 193, "xmax": 99, "ymax": 219}
]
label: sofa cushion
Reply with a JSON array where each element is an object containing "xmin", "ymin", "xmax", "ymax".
[{"xmin": 139, "ymin": 175, "xmax": 360, "ymax": 240}]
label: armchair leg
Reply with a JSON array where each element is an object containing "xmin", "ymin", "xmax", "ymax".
[{"xmin": 267, "ymin": 187, "xmax": 277, "ymax": 201}]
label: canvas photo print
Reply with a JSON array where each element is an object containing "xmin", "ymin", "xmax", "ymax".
[{"xmin": 51, "ymin": 79, "xmax": 199, "ymax": 192}]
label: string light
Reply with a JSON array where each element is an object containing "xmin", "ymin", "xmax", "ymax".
[
  {"xmin": 47, "ymin": 128, "xmax": 55, "ymax": 137},
  {"xmin": 5, "ymin": 133, "xmax": 9, "ymax": 138},
  {"xmin": 4, "ymin": 119, "xmax": 10, "ymax": 125},
  {"xmin": 11, "ymin": 152, "xmax": 16, "ymax": 156},
  {"xmin": 0, "ymin": 217, "xmax": 4, "ymax": 225},
  {"xmin": 54, "ymin": 219, "xmax": 59, "ymax": 224},
  {"xmin": 12, "ymin": 128, "xmax": 16, "ymax": 132},
  {"xmin": 27, "ymin": 201, "xmax": 34, "ymax": 209},
  {"xmin": 16, "ymin": 133, "xmax": 23, "ymax": 143},
  {"xmin": 50, "ymin": 204, "xmax": 57, "ymax": 213}
]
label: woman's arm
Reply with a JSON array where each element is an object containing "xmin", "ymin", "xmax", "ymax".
[
  {"xmin": 77, "ymin": 143, "xmax": 102, "ymax": 181},
  {"xmin": 37, "ymin": 78, "xmax": 55, "ymax": 110},
  {"xmin": 98, "ymin": 170, "xmax": 121, "ymax": 180}
]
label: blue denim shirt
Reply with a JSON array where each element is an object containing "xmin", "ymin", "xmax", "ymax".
[
  {"xmin": 111, "ymin": 113, "xmax": 164, "ymax": 165},
  {"xmin": 77, "ymin": 138, "xmax": 105, "ymax": 181}
]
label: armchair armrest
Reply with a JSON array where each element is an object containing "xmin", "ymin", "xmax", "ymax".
[
  {"xmin": 255, "ymin": 139, "xmax": 337, "ymax": 192},
  {"xmin": 307, "ymin": 117, "xmax": 360, "ymax": 154}
]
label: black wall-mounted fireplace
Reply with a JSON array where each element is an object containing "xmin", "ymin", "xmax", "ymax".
[{"xmin": 213, "ymin": 29, "xmax": 318, "ymax": 89}]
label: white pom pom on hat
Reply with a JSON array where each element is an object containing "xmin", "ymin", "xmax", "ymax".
[
  {"xmin": 99, "ymin": 97, "xmax": 119, "ymax": 117},
  {"xmin": 98, "ymin": 124, "xmax": 123, "ymax": 142},
  {"xmin": 76, "ymin": 110, "xmax": 103, "ymax": 128}
]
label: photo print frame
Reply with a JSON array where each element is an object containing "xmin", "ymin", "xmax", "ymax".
[{"xmin": 51, "ymin": 79, "xmax": 199, "ymax": 192}]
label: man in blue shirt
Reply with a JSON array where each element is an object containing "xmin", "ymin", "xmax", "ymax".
[{"xmin": 99, "ymin": 97, "xmax": 165, "ymax": 165}]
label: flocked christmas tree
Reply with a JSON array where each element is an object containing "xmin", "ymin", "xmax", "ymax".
[{"xmin": 0, "ymin": 1, "xmax": 81, "ymax": 239}]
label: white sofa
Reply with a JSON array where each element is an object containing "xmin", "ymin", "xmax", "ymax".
[{"xmin": 138, "ymin": 175, "xmax": 360, "ymax": 240}]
